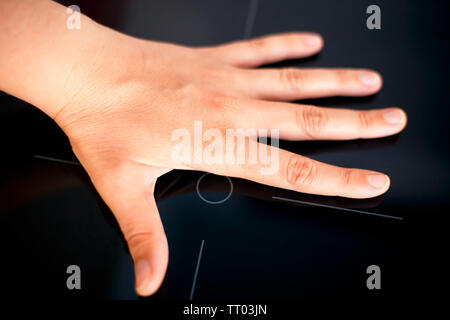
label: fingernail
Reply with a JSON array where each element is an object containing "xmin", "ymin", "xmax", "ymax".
[
  {"xmin": 359, "ymin": 72, "xmax": 380, "ymax": 86},
  {"xmin": 304, "ymin": 35, "xmax": 321, "ymax": 46},
  {"xmin": 135, "ymin": 260, "xmax": 150, "ymax": 294},
  {"xmin": 383, "ymin": 109, "xmax": 404, "ymax": 124},
  {"xmin": 366, "ymin": 173, "xmax": 389, "ymax": 189}
]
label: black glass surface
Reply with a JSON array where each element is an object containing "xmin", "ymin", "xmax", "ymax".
[{"xmin": 0, "ymin": 0, "xmax": 448, "ymax": 301}]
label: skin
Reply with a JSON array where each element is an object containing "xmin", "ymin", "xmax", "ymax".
[{"xmin": 0, "ymin": 0, "xmax": 407, "ymax": 296}]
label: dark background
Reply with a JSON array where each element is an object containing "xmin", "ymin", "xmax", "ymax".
[{"xmin": 0, "ymin": 0, "xmax": 448, "ymax": 303}]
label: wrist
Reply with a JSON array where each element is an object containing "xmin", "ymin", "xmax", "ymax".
[{"xmin": 0, "ymin": 0, "xmax": 142, "ymax": 122}]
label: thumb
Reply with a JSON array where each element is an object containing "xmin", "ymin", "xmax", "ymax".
[{"xmin": 92, "ymin": 164, "xmax": 169, "ymax": 296}]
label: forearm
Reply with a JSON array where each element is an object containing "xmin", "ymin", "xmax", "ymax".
[{"xmin": 0, "ymin": 0, "xmax": 138, "ymax": 120}]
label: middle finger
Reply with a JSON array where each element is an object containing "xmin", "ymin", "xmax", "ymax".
[{"xmin": 237, "ymin": 68, "xmax": 383, "ymax": 101}]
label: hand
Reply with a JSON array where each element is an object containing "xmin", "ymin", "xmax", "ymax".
[{"xmin": 51, "ymin": 31, "xmax": 406, "ymax": 296}]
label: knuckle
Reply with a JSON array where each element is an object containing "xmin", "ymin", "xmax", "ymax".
[
  {"xmin": 280, "ymin": 68, "xmax": 304, "ymax": 92},
  {"xmin": 126, "ymin": 231, "xmax": 155, "ymax": 246},
  {"xmin": 284, "ymin": 33, "xmax": 301, "ymax": 44},
  {"xmin": 284, "ymin": 155, "xmax": 317, "ymax": 187},
  {"xmin": 358, "ymin": 111, "xmax": 372, "ymax": 130},
  {"xmin": 123, "ymin": 222, "xmax": 159, "ymax": 248},
  {"xmin": 205, "ymin": 92, "xmax": 239, "ymax": 113},
  {"xmin": 335, "ymin": 69, "xmax": 350, "ymax": 84},
  {"xmin": 341, "ymin": 169, "xmax": 353, "ymax": 189},
  {"xmin": 272, "ymin": 33, "xmax": 299, "ymax": 47},
  {"xmin": 297, "ymin": 105, "xmax": 328, "ymax": 139},
  {"xmin": 202, "ymin": 64, "xmax": 229, "ymax": 82},
  {"xmin": 248, "ymin": 37, "xmax": 267, "ymax": 49}
]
